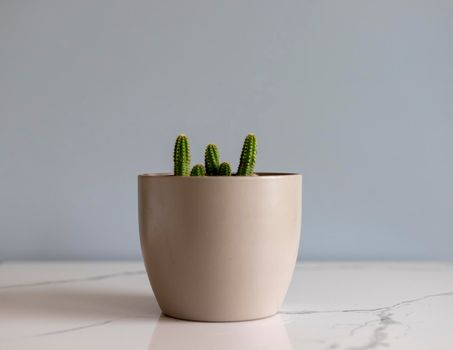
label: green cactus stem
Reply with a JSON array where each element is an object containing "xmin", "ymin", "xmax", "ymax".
[
  {"xmin": 204, "ymin": 144, "xmax": 220, "ymax": 176},
  {"xmin": 237, "ymin": 133, "xmax": 257, "ymax": 176},
  {"xmin": 173, "ymin": 134, "xmax": 191, "ymax": 176},
  {"xmin": 190, "ymin": 164, "xmax": 206, "ymax": 176},
  {"xmin": 218, "ymin": 162, "xmax": 232, "ymax": 176}
]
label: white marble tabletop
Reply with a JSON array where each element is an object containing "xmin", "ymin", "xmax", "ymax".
[{"xmin": 0, "ymin": 262, "xmax": 452, "ymax": 350}]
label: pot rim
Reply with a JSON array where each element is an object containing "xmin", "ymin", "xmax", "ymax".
[{"xmin": 138, "ymin": 172, "xmax": 301, "ymax": 179}]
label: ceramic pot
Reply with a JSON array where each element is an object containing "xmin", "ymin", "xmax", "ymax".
[{"xmin": 138, "ymin": 173, "xmax": 302, "ymax": 322}]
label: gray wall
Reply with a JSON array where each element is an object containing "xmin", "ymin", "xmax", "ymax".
[{"xmin": 1, "ymin": 1, "xmax": 452, "ymax": 260}]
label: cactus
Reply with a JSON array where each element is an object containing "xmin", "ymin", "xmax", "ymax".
[
  {"xmin": 171, "ymin": 133, "xmax": 257, "ymax": 176},
  {"xmin": 173, "ymin": 134, "xmax": 191, "ymax": 176},
  {"xmin": 237, "ymin": 133, "xmax": 257, "ymax": 176},
  {"xmin": 204, "ymin": 144, "xmax": 220, "ymax": 176},
  {"xmin": 190, "ymin": 164, "xmax": 206, "ymax": 176},
  {"xmin": 218, "ymin": 162, "xmax": 232, "ymax": 176}
]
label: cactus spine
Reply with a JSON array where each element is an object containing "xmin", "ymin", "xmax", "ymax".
[
  {"xmin": 237, "ymin": 133, "xmax": 257, "ymax": 176},
  {"xmin": 218, "ymin": 162, "xmax": 232, "ymax": 176},
  {"xmin": 173, "ymin": 134, "xmax": 191, "ymax": 176},
  {"xmin": 204, "ymin": 144, "xmax": 220, "ymax": 176},
  {"xmin": 190, "ymin": 164, "xmax": 206, "ymax": 176}
]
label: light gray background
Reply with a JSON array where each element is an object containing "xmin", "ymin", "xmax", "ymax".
[{"xmin": 1, "ymin": 1, "xmax": 452, "ymax": 260}]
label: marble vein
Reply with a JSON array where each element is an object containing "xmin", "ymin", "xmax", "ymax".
[
  {"xmin": 342, "ymin": 291, "xmax": 453, "ymax": 350},
  {"xmin": 24, "ymin": 315, "xmax": 152, "ymax": 339},
  {"xmin": 345, "ymin": 310, "xmax": 400, "ymax": 350},
  {"xmin": 30, "ymin": 320, "xmax": 116, "ymax": 338},
  {"xmin": 287, "ymin": 290, "xmax": 453, "ymax": 350},
  {"xmin": 279, "ymin": 289, "xmax": 453, "ymax": 315},
  {"xmin": 0, "ymin": 270, "xmax": 146, "ymax": 290}
]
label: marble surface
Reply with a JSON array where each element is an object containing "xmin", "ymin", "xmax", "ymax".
[{"xmin": 0, "ymin": 262, "xmax": 452, "ymax": 350}]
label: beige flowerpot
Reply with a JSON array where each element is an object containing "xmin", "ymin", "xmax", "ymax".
[{"xmin": 138, "ymin": 173, "xmax": 302, "ymax": 322}]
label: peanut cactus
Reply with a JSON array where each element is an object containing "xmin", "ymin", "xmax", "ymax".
[
  {"xmin": 204, "ymin": 144, "xmax": 220, "ymax": 176},
  {"xmin": 190, "ymin": 164, "xmax": 206, "ymax": 176},
  {"xmin": 218, "ymin": 162, "xmax": 232, "ymax": 176},
  {"xmin": 237, "ymin": 133, "xmax": 257, "ymax": 176},
  {"xmin": 173, "ymin": 134, "xmax": 191, "ymax": 176}
]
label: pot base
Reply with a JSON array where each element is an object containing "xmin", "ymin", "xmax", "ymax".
[{"xmin": 161, "ymin": 311, "xmax": 279, "ymax": 323}]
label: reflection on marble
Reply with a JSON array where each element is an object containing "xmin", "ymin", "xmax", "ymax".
[
  {"xmin": 0, "ymin": 262, "xmax": 452, "ymax": 349},
  {"xmin": 149, "ymin": 314, "xmax": 291, "ymax": 350}
]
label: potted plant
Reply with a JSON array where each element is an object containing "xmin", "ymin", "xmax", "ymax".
[{"xmin": 138, "ymin": 134, "xmax": 302, "ymax": 322}]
